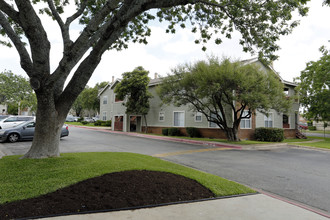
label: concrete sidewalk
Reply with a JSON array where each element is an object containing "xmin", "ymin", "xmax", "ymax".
[{"xmin": 44, "ymin": 194, "xmax": 329, "ymax": 220}]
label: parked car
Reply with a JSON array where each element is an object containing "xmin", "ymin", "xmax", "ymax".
[
  {"xmin": 84, "ymin": 117, "xmax": 94, "ymax": 123},
  {"xmin": 0, "ymin": 115, "xmax": 10, "ymax": 120},
  {"xmin": 66, "ymin": 115, "xmax": 76, "ymax": 122},
  {"xmin": 92, "ymin": 116, "xmax": 100, "ymax": 122},
  {"xmin": 0, "ymin": 116, "xmax": 35, "ymax": 129},
  {"xmin": 298, "ymin": 122, "xmax": 308, "ymax": 130},
  {"xmin": 0, "ymin": 120, "xmax": 69, "ymax": 143}
]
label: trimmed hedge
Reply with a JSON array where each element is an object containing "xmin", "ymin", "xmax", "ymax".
[
  {"xmin": 168, "ymin": 128, "xmax": 181, "ymax": 136},
  {"xmin": 104, "ymin": 120, "xmax": 111, "ymax": 127},
  {"xmin": 94, "ymin": 120, "xmax": 111, "ymax": 127},
  {"xmin": 308, "ymin": 126, "xmax": 316, "ymax": 131},
  {"xmin": 186, "ymin": 127, "xmax": 201, "ymax": 138},
  {"xmin": 81, "ymin": 121, "xmax": 88, "ymax": 125},
  {"xmin": 94, "ymin": 120, "xmax": 102, "ymax": 126},
  {"xmin": 162, "ymin": 128, "xmax": 169, "ymax": 136},
  {"xmin": 254, "ymin": 127, "xmax": 284, "ymax": 142}
]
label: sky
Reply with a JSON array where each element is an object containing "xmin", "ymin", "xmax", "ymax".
[{"xmin": 0, "ymin": 1, "xmax": 329, "ymax": 87}]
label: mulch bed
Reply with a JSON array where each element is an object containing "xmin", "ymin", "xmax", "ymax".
[{"xmin": 0, "ymin": 170, "xmax": 215, "ymax": 219}]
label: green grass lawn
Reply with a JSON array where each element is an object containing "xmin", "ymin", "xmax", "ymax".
[
  {"xmin": 0, "ymin": 152, "xmax": 255, "ymax": 204},
  {"xmin": 294, "ymin": 137, "xmax": 330, "ymax": 150},
  {"xmin": 282, "ymin": 138, "xmax": 314, "ymax": 143}
]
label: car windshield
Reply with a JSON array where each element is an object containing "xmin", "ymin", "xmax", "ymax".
[{"xmin": 12, "ymin": 121, "xmax": 33, "ymax": 128}]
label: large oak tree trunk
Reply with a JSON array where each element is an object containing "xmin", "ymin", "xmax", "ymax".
[
  {"xmin": 21, "ymin": 90, "xmax": 66, "ymax": 159},
  {"xmin": 224, "ymin": 127, "xmax": 240, "ymax": 142}
]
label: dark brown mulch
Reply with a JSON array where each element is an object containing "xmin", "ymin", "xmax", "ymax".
[{"xmin": 0, "ymin": 170, "xmax": 215, "ymax": 219}]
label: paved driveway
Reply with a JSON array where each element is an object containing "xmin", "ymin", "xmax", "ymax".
[{"xmin": 1, "ymin": 126, "xmax": 329, "ymax": 215}]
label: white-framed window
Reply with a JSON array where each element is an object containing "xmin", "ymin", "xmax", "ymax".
[
  {"xmin": 264, "ymin": 113, "xmax": 273, "ymax": 127},
  {"xmin": 159, "ymin": 112, "xmax": 165, "ymax": 122},
  {"xmin": 240, "ymin": 110, "xmax": 251, "ymax": 129},
  {"xmin": 173, "ymin": 111, "xmax": 185, "ymax": 127},
  {"xmin": 103, "ymin": 96, "xmax": 108, "ymax": 105},
  {"xmin": 209, "ymin": 112, "xmax": 221, "ymax": 128},
  {"xmin": 195, "ymin": 112, "xmax": 202, "ymax": 122},
  {"xmin": 102, "ymin": 111, "xmax": 107, "ymax": 121}
]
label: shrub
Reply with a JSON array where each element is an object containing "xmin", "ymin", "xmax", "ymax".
[
  {"xmin": 162, "ymin": 128, "xmax": 169, "ymax": 136},
  {"xmin": 308, "ymin": 126, "xmax": 316, "ymax": 131},
  {"xmin": 186, "ymin": 127, "xmax": 201, "ymax": 138},
  {"xmin": 94, "ymin": 120, "xmax": 102, "ymax": 126},
  {"xmin": 78, "ymin": 117, "xmax": 84, "ymax": 122},
  {"xmin": 81, "ymin": 121, "xmax": 88, "ymax": 125},
  {"xmin": 168, "ymin": 127, "xmax": 181, "ymax": 136},
  {"xmin": 254, "ymin": 127, "xmax": 284, "ymax": 142},
  {"xmin": 105, "ymin": 120, "xmax": 111, "ymax": 127}
]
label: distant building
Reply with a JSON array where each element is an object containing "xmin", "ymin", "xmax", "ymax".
[
  {"xmin": 0, "ymin": 104, "xmax": 7, "ymax": 115},
  {"xmin": 99, "ymin": 58, "xmax": 299, "ymax": 139}
]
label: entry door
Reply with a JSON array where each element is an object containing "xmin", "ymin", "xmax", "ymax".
[{"xmin": 114, "ymin": 116, "xmax": 123, "ymax": 131}]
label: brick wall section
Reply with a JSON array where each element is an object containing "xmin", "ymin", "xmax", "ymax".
[{"xmin": 284, "ymin": 129, "xmax": 297, "ymax": 139}]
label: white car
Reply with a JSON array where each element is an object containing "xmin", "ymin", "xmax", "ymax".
[{"xmin": 0, "ymin": 116, "xmax": 35, "ymax": 129}]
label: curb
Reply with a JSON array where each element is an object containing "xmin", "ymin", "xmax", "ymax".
[{"xmin": 257, "ymin": 189, "xmax": 330, "ymax": 219}]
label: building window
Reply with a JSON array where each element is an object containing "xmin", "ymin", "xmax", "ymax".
[
  {"xmin": 159, "ymin": 112, "xmax": 165, "ymax": 122},
  {"xmin": 102, "ymin": 111, "xmax": 107, "ymax": 121},
  {"xmin": 284, "ymin": 88, "xmax": 289, "ymax": 96},
  {"xmin": 209, "ymin": 112, "xmax": 220, "ymax": 128},
  {"xmin": 195, "ymin": 112, "xmax": 202, "ymax": 122},
  {"xmin": 103, "ymin": 96, "xmax": 108, "ymax": 105},
  {"xmin": 173, "ymin": 111, "xmax": 184, "ymax": 127},
  {"xmin": 264, "ymin": 113, "xmax": 273, "ymax": 127},
  {"xmin": 240, "ymin": 110, "xmax": 251, "ymax": 129}
]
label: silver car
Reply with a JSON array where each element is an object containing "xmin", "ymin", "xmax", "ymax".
[
  {"xmin": 0, "ymin": 115, "xmax": 35, "ymax": 129},
  {"xmin": 0, "ymin": 120, "xmax": 69, "ymax": 143}
]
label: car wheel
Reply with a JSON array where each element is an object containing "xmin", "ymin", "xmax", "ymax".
[{"xmin": 8, "ymin": 133, "xmax": 19, "ymax": 143}]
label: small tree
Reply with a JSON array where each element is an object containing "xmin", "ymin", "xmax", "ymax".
[
  {"xmin": 158, "ymin": 58, "xmax": 291, "ymax": 141},
  {"xmin": 73, "ymin": 82, "xmax": 108, "ymax": 117},
  {"xmin": 0, "ymin": 70, "xmax": 37, "ymax": 114},
  {"xmin": 296, "ymin": 46, "xmax": 330, "ymax": 126},
  {"xmin": 114, "ymin": 67, "xmax": 152, "ymax": 133}
]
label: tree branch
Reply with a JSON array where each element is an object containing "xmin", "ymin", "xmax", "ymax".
[
  {"xmin": 14, "ymin": 0, "xmax": 50, "ymax": 78},
  {"xmin": 46, "ymin": 0, "xmax": 72, "ymax": 49},
  {"xmin": 0, "ymin": 0, "xmax": 20, "ymax": 23},
  {"xmin": 0, "ymin": 11, "xmax": 33, "ymax": 76},
  {"xmin": 65, "ymin": 0, "xmax": 88, "ymax": 26}
]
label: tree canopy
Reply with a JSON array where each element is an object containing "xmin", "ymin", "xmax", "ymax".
[
  {"xmin": 158, "ymin": 58, "xmax": 291, "ymax": 141},
  {"xmin": 0, "ymin": 70, "xmax": 37, "ymax": 113},
  {"xmin": 114, "ymin": 66, "xmax": 152, "ymax": 131},
  {"xmin": 72, "ymin": 82, "xmax": 108, "ymax": 117},
  {"xmin": 296, "ymin": 46, "xmax": 330, "ymax": 122},
  {"xmin": 0, "ymin": 0, "xmax": 309, "ymax": 158}
]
